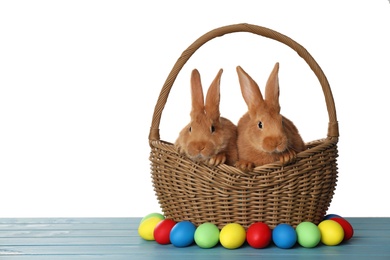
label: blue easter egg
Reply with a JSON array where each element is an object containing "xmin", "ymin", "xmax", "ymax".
[
  {"xmin": 323, "ymin": 214, "xmax": 342, "ymax": 220},
  {"xmin": 170, "ymin": 221, "xmax": 196, "ymax": 247},
  {"xmin": 272, "ymin": 223, "xmax": 297, "ymax": 249}
]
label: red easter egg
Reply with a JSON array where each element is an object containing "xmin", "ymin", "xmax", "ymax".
[
  {"xmin": 330, "ymin": 217, "xmax": 354, "ymax": 241},
  {"xmin": 153, "ymin": 219, "xmax": 177, "ymax": 244},
  {"xmin": 246, "ymin": 222, "xmax": 272, "ymax": 248}
]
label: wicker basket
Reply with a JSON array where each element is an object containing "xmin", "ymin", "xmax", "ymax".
[{"xmin": 148, "ymin": 23, "xmax": 339, "ymax": 229}]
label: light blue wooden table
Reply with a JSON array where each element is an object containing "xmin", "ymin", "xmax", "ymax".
[{"xmin": 0, "ymin": 217, "xmax": 389, "ymax": 259}]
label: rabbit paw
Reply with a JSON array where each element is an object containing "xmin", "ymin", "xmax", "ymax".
[
  {"xmin": 207, "ymin": 153, "xmax": 227, "ymax": 167},
  {"xmin": 279, "ymin": 148, "xmax": 297, "ymax": 165},
  {"xmin": 235, "ymin": 160, "xmax": 255, "ymax": 173},
  {"xmin": 175, "ymin": 144, "xmax": 184, "ymax": 155}
]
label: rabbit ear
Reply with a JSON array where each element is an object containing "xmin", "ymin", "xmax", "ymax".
[
  {"xmin": 236, "ymin": 66, "xmax": 265, "ymax": 114},
  {"xmin": 264, "ymin": 62, "xmax": 281, "ymax": 112},
  {"xmin": 191, "ymin": 69, "xmax": 205, "ymax": 114},
  {"xmin": 205, "ymin": 69, "xmax": 223, "ymax": 120}
]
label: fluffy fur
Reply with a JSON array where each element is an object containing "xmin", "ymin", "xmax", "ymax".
[
  {"xmin": 174, "ymin": 69, "xmax": 238, "ymax": 166},
  {"xmin": 235, "ymin": 62, "xmax": 305, "ymax": 172}
]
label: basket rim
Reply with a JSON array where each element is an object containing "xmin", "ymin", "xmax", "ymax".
[{"xmin": 148, "ymin": 23, "xmax": 339, "ymax": 143}]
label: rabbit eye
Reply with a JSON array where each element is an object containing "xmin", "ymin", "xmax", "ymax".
[
  {"xmin": 210, "ymin": 125, "xmax": 215, "ymax": 133},
  {"xmin": 258, "ymin": 121, "xmax": 263, "ymax": 129},
  {"xmin": 189, "ymin": 126, "xmax": 192, "ymax": 132}
]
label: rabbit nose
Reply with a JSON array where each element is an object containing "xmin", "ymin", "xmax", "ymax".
[
  {"xmin": 189, "ymin": 142, "xmax": 206, "ymax": 154},
  {"xmin": 263, "ymin": 137, "xmax": 284, "ymax": 152},
  {"xmin": 196, "ymin": 143, "xmax": 206, "ymax": 152}
]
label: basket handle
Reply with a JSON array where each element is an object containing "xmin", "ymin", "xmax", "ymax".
[{"xmin": 149, "ymin": 23, "xmax": 339, "ymax": 142}]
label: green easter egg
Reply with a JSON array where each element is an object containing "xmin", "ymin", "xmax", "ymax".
[
  {"xmin": 140, "ymin": 213, "xmax": 165, "ymax": 223},
  {"xmin": 296, "ymin": 222, "xmax": 321, "ymax": 248},
  {"xmin": 194, "ymin": 222, "xmax": 220, "ymax": 248}
]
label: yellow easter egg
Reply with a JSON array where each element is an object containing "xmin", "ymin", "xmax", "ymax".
[
  {"xmin": 138, "ymin": 216, "xmax": 163, "ymax": 240},
  {"xmin": 318, "ymin": 220, "xmax": 344, "ymax": 246},
  {"xmin": 219, "ymin": 223, "xmax": 246, "ymax": 249}
]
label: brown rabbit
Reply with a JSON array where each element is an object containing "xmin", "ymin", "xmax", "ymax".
[
  {"xmin": 235, "ymin": 62, "xmax": 305, "ymax": 172},
  {"xmin": 174, "ymin": 68, "xmax": 238, "ymax": 167}
]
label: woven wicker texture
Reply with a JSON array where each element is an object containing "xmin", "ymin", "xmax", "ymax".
[{"xmin": 149, "ymin": 23, "xmax": 339, "ymax": 229}]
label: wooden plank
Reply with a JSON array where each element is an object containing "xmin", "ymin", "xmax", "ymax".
[
  {"xmin": 0, "ymin": 217, "xmax": 388, "ymax": 259},
  {"xmin": 1, "ymin": 243, "xmax": 390, "ymax": 259},
  {"xmin": 0, "ymin": 229, "xmax": 131, "ymax": 238},
  {"xmin": 0, "ymin": 218, "xmax": 133, "ymax": 224}
]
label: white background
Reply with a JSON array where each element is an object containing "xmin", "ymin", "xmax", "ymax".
[{"xmin": 1, "ymin": 0, "xmax": 389, "ymax": 218}]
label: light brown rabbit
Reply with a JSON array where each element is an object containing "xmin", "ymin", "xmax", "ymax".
[
  {"xmin": 174, "ymin": 68, "xmax": 238, "ymax": 167},
  {"xmin": 235, "ymin": 62, "xmax": 305, "ymax": 172}
]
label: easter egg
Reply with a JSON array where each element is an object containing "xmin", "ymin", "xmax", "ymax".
[
  {"xmin": 138, "ymin": 216, "xmax": 163, "ymax": 240},
  {"xmin": 153, "ymin": 219, "xmax": 177, "ymax": 245},
  {"xmin": 295, "ymin": 222, "xmax": 321, "ymax": 248},
  {"xmin": 194, "ymin": 222, "xmax": 220, "ymax": 249},
  {"xmin": 170, "ymin": 221, "xmax": 196, "ymax": 247},
  {"xmin": 272, "ymin": 223, "xmax": 297, "ymax": 249},
  {"xmin": 330, "ymin": 217, "xmax": 354, "ymax": 241},
  {"xmin": 323, "ymin": 214, "xmax": 342, "ymax": 220},
  {"xmin": 246, "ymin": 222, "xmax": 272, "ymax": 249},
  {"xmin": 318, "ymin": 220, "xmax": 344, "ymax": 246},
  {"xmin": 219, "ymin": 223, "xmax": 246, "ymax": 249},
  {"xmin": 140, "ymin": 213, "xmax": 165, "ymax": 223}
]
